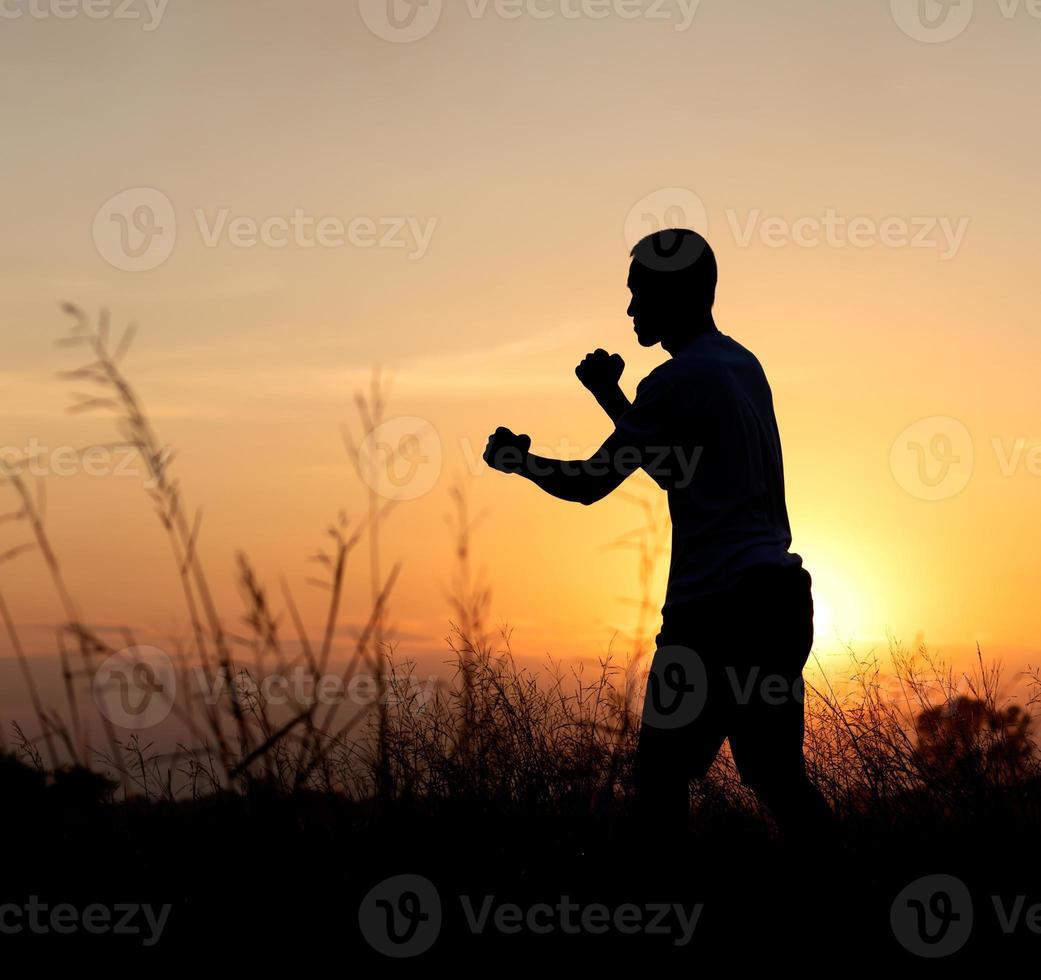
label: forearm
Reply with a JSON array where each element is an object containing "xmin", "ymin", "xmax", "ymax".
[
  {"xmin": 517, "ymin": 452, "xmax": 619, "ymax": 506},
  {"xmin": 592, "ymin": 384, "xmax": 632, "ymax": 424},
  {"xmin": 484, "ymin": 425, "xmax": 638, "ymax": 505}
]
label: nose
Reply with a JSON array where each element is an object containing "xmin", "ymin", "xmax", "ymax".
[{"xmin": 627, "ymin": 296, "xmax": 636, "ymax": 318}]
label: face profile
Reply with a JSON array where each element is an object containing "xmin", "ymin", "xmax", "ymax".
[{"xmin": 626, "ymin": 229, "xmax": 718, "ymax": 351}]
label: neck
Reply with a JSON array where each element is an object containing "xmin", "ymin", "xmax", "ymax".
[{"xmin": 663, "ymin": 313, "xmax": 717, "ymax": 356}]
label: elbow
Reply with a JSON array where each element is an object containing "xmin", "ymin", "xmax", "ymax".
[
  {"xmin": 575, "ymin": 484, "xmax": 607, "ymax": 507},
  {"xmin": 574, "ymin": 469, "xmax": 619, "ymax": 506}
]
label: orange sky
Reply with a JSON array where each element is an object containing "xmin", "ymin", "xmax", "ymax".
[{"xmin": 2, "ymin": 1, "xmax": 1041, "ymax": 708}]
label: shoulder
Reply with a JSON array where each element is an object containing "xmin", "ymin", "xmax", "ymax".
[
  {"xmin": 689, "ymin": 332, "xmax": 768, "ymax": 383},
  {"xmin": 634, "ymin": 359, "xmax": 684, "ymax": 402},
  {"xmin": 717, "ymin": 333, "xmax": 764, "ymax": 368},
  {"xmin": 638, "ymin": 358, "xmax": 677, "ymax": 387}
]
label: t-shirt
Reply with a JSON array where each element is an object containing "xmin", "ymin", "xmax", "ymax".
[{"xmin": 613, "ymin": 329, "xmax": 802, "ymax": 614}]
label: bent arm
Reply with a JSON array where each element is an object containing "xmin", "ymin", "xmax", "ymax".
[{"xmin": 517, "ymin": 429, "xmax": 642, "ymax": 506}]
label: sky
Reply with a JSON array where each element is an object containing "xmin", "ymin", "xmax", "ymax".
[{"xmin": 1, "ymin": 0, "xmax": 1040, "ymax": 722}]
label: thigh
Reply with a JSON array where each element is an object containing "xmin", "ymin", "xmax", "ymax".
[
  {"xmin": 726, "ymin": 567, "xmax": 815, "ymax": 785},
  {"xmin": 639, "ymin": 633, "xmax": 732, "ymax": 781},
  {"xmin": 636, "ymin": 713, "xmax": 728, "ymax": 784},
  {"xmin": 728, "ymin": 682, "xmax": 807, "ymax": 786}
]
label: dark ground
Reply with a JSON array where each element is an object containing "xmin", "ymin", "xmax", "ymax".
[{"xmin": 3, "ymin": 754, "xmax": 1040, "ymax": 969}]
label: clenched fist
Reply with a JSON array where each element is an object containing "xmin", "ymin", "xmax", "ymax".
[
  {"xmin": 484, "ymin": 427, "xmax": 532, "ymax": 474},
  {"xmin": 575, "ymin": 349, "xmax": 624, "ymax": 395}
]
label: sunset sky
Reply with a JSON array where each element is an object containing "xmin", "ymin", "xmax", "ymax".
[{"xmin": 2, "ymin": 0, "xmax": 1041, "ymax": 720}]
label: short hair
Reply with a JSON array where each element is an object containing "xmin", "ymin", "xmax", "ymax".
[{"xmin": 629, "ymin": 228, "xmax": 717, "ymax": 310}]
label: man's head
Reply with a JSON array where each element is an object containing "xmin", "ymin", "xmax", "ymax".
[{"xmin": 627, "ymin": 229, "xmax": 717, "ymax": 349}]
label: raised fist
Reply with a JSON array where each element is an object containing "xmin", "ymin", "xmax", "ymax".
[
  {"xmin": 483, "ymin": 427, "xmax": 532, "ymax": 474},
  {"xmin": 575, "ymin": 349, "xmax": 624, "ymax": 395}
]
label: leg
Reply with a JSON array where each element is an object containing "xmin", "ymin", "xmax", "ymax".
[
  {"xmin": 634, "ymin": 642, "xmax": 728, "ymax": 835},
  {"xmin": 727, "ymin": 568, "xmax": 837, "ymax": 841},
  {"xmin": 730, "ymin": 697, "xmax": 835, "ymax": 841}
]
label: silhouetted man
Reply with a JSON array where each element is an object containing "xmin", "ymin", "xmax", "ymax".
[{"xmin": 484, "ymin": 228, "xmax": 834, "ymax": 838}]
